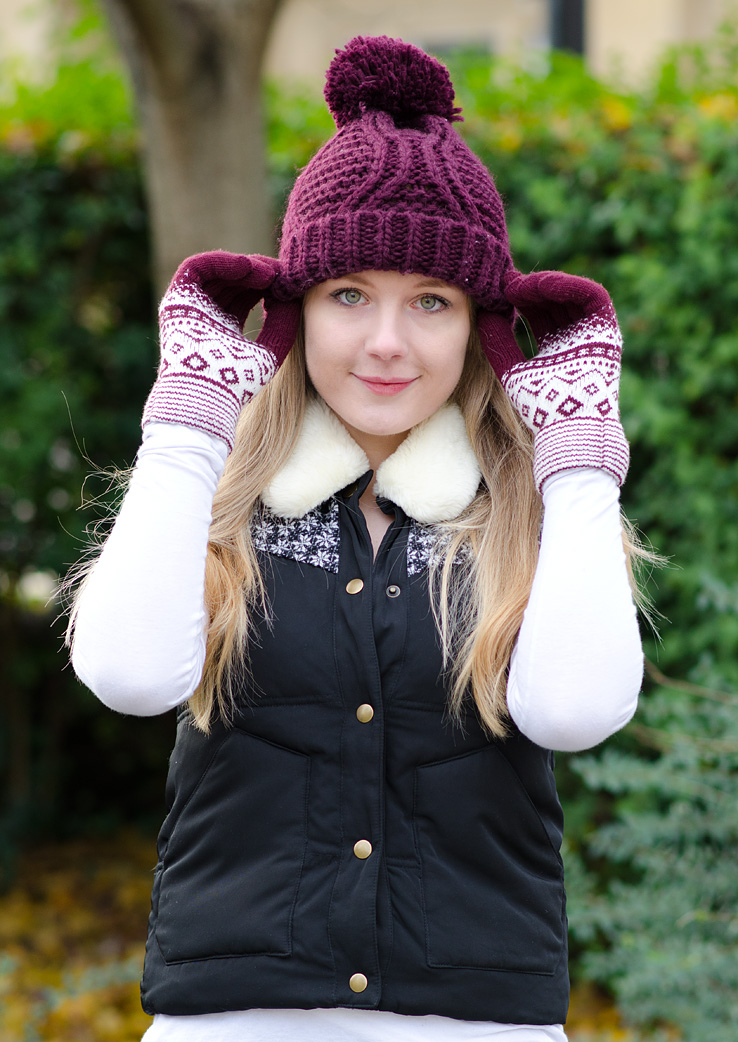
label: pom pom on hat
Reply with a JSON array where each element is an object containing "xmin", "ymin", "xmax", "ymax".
[
  {"xmin": 277, "ymin": 34, "xmax": 513, "ymax": 313},
  {"xmin": 324, "ymin": 35, "xmax": 463, "ymax": 128}
]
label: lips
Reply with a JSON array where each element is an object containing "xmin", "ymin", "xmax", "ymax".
[{"xmin": 354, "ymin": 375, "xmax": 418, "ymax": 396}]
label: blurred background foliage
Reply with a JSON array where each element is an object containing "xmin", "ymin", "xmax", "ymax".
[{"xmin": 1, "ymin": 10, "xmax": 738, "ymax": 1041}]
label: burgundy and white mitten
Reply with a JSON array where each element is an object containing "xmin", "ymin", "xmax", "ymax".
[
  {"xmin": 478, "ymin": 271, "xmax": 629, "ymax": 492},
  {"xmin": 142, "ymin": 251, "xmax": 301, "ymax": 451}
]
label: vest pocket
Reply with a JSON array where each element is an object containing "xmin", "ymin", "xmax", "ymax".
[
  {"xmin": 155, "ymin": 729, "xmax": 310, "ymax": 963},
  {"xmin": 413, "ymin": 745, "xmax": 565, "ymax": 974}
]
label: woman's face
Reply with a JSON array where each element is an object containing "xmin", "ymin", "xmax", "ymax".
[{"xmin": 303, "ymin": 270, "xmax": 470, "ymax": 460}]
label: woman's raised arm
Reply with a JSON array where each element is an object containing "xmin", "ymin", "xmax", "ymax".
[
  {"xmin": 479, "ymin": 270, "xmax": 644, "ymax": 750},
  {"xmin": 71, "ymin": 423, "xmax": 227, "ymax": 715},
  {"xmin": 506, "ymin": 466, "xmax": 643, "ymax": 751},
  {"xmin": 70, "ymin": 251, "xmax": 300, "ymax": 715}
]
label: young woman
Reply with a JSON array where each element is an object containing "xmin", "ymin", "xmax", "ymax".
[{"xmin": 69, "ymin": 35, "xmax": 644, "ymax": 1042}]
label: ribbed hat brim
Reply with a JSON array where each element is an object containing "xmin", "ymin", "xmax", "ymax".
[{"xmin": 277, "ymin": 210, "xmax": 512, "ymax": 311}]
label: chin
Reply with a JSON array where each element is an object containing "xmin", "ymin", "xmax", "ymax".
[{"xmin": 342, "ymin": 404, "xmax": 421, "ymax": 438}]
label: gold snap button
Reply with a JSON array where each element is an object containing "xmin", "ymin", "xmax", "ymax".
[
  {"xmin": 386, "ymin": 584, "xmax": 401, "ymax": 598},
  {"xmin": 349, "ymin": 972, "xmax": 368, "ymax": 993},
  {"xmin": 353, "ymin": 839, "xmax": 373, "ymax": 859},
  {"xmin": 346, "ymin": 578, "xmax": 364, "ymax": 595},
  {"xmin": 356, "ymin": 703, "xmax": 374, "ymax": 723}
]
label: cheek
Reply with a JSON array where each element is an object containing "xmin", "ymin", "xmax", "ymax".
[
  {"xmin": 304, "ymin": 342, "xmax": 327, "ymax": 395},
  {"xmin": 449, "ymin": 338, "xmax": 468, "ymax": 378},
  {"xmin": 440, "ymin": 356, "xmax": 466, "ymax": 401},
  {"xmin": 303, "ymin": 310, "xmax": 329, "ymax": 382},
  {"xmin": 304, "ymin": 328, "xmax": 348, "ymax": 398},
  {"xmin": 435, "ymin": 321, "xmax": 470, "ymax": 389}
]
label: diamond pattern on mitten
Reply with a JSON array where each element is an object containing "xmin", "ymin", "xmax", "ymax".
[
  {"xmin": 142, "ymin": 281, "xmax": 278, "ymax": 450},
  {"xmin": 502, "ymin": 303, "xmax": 629, "ymax": 490}
]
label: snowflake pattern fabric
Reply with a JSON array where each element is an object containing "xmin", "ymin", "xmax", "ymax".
[
  {"xmin": 252, "ymin": 502, "xmax": 342, "ymax": 573},
  {"xmin": 502, "ymin": 303, "xmax": 629, "ymax": 490},
  {"xmin": 143, "ymin": 281, "xmax": 277, "ymax": 450},
  {"xmin": 251, "ymin": 501, "xmax": 449, "ymax": 577},
  {"xmin": 406, "ymin": 521, "xmax": 448, "ymax": 576}
]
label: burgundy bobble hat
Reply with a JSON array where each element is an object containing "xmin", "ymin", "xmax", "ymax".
[{"xmin": 276, "ymin": 35, "xmax": 513, "ymax": 312}]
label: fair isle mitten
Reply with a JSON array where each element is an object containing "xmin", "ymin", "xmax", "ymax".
[
  {"xmin": 477, "ymin": 271, "xmax": 629, "ymax": 492},
  {"xmin": 142, "ymin": 251, "xmax": 301, "ymax": 451}
]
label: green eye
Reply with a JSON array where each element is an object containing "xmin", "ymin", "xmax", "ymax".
[
  {"xmin": 339, "ymin": 288, "xmax": 363, "ymax": 305},
  {"xmin": 419, "ymin": 294, "xmax": 441, "ymax": 310}
]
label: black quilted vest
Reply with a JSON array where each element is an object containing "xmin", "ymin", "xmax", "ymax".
[{"xmin": 140, "ymin": 476, "xmax": 569, "ymax": 1023}]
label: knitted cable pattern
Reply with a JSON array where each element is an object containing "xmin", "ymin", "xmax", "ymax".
[{"xmin": 275, "ymin": 36, "xmax": 513, "ymax": 313}]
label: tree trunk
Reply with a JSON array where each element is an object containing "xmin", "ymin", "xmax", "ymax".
[{"xmin": 103, "ymin": 0, "xmax": 284, "ymax": 296}]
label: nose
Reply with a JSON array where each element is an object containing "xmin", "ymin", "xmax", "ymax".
[{"xmin": 365, "ymin": 303, "xmax": 408, "ymax": 361}]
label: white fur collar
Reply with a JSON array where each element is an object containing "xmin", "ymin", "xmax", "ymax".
[{"xmin": 262, "ymin": 398, "xmax": 482, "ymax": 523}]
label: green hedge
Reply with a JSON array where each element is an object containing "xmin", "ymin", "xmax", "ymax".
[
  {"xmin": 0, "ymin": 64, "xmax": 170, "ymax": 865},
  {"xmin": 2, "ymin": 26, "xmax": 738, "ymax": 1039},
  {"xmin": 456, "ymin": 46, "xmax": 738, "ymax": 684}
]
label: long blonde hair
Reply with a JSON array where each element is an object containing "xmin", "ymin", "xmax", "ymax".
[{"xmin": 189, "ymin": 323, "xmax": 544, "ymax": 737}]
